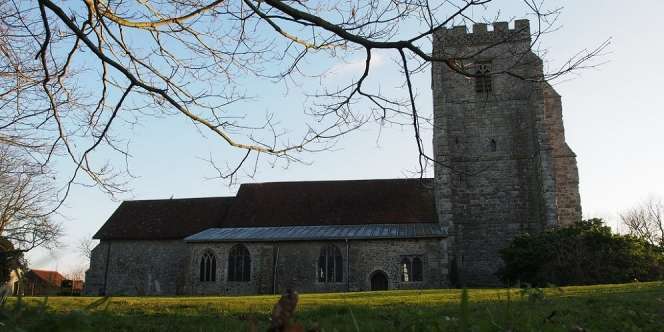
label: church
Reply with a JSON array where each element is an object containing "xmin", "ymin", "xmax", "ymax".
[{"xmin": 85, "ymin": 19, "xmax": 582, "ymax": 296}]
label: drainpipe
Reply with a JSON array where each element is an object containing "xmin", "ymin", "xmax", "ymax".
[
  {"xmin": 272, "ymin": 244, "xmax": 279, "ymax": 294},
  {"xmin": 345, "ymin": 239, "xmax": 350, "ymax": 292}
]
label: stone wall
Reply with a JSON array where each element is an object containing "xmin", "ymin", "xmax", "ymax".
[
  {"xmin": 432, "ymin": 20, "xmax": 581, "ymax": 285},
  {"xmin": 543, "ymin": 84, "xmax": 583, "ymax": 226},
  {"xmin": 188, "ymin": 238, "xmax": 448, "ymax": 295},
  {"xmin": 188, "ymin": 242, "xmax": 273, "ymax": 295},
  {"xmin": 85, "ymin": 240, "xmax": 188, "ymax": 296}
]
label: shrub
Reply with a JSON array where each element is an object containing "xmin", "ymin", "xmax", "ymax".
[{"xmin": 498, "ymin": 219, "xmax": 664, "ymax": 286}]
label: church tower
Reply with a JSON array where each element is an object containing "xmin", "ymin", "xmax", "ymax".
[{"xmin": 432, "ymin": 20, "xmax": 582, "ymax": 285}]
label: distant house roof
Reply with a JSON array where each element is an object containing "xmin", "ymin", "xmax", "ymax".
[
  {"xmin": 93, "ymin": 197, "xmax": 235, "ymax": 240},
  {"xmin": 94, "ymin": 178, "xmax": 437, "ymax": 240},
  {"xmin": 27, "ymin": 269, "xmax": 65, "ymax": 287},
  {"xmin": 186, "ymin": 223, "xmax": 447, "ymax": 242}
]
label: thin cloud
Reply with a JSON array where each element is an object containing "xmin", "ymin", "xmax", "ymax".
[{"xmin": 325, "ymin": 52, "xmax": 387, "ymax": 78}]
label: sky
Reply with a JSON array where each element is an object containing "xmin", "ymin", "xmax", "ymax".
[{"xmin": 27, "ymin": 0, "xmax": 664, "ymax": 274}]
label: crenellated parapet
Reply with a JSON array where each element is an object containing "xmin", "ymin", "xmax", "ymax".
[{"xmin": 434, "ymin": 19, "xmax": 531, "ymax": 47}]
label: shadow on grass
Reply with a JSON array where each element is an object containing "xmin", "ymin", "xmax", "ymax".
[{"xmin": 2, "ymin": 282, "xmax": 663, "ymax": 331}]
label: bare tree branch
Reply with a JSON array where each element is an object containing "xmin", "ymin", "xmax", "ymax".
[
  {"xmin": 621, "ymin": 197, "xmax": 664, "ymax": 247},
  {"xmin": 0, "ymin": 0, "xmax": 606, "ymax": 206}
]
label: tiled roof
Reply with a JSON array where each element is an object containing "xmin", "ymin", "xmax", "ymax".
[
  {"xmin": 28, "ymin": 269, "xmax": 65, "ymax": 286},
  {"xmin": 94, "ymin": 178, "xmax": 437, "ymax": 240},
  {"xmin": 185, "ymin": 223, "xmax": 448, "ymax": 242},
  {"xmin": 93, "ymin": 197, "xmax": 234, "ymax": 240},
  {"xmin": 223, "ymin": 178, "xmax": 436, "ymax": 227}
]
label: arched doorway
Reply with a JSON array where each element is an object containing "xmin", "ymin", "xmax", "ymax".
[{"xmin": 370, "ymin": 270, "xmax": 389, "ymax": 291}]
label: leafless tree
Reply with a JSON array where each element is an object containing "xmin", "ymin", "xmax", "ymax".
[
  {"xmin": 63, "ymin": 264, "xmax": 86, "ymax": 281},
  {"xmin": 621, "ymin": 197, "xmax": 664, "ymax": 247},
  {"xmin": 0, "ymin": 144, "xmax": 60, "ymax": 286},
  {"xmin": 77, "ymin": 235, "xmax": 98, "ymax": 260},
  {"xmin": 1, "ymin": 0, "xmax": 607, "ymax": 203},
  {"xmin": 0, "ymin": 145, "xmax": 62, "ymax": 253}
]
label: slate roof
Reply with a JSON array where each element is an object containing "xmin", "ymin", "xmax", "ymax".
[
  {"xmin": 186, "ymin": 223, "xmax": 447, "ymax": 242},
  {"xmin": 94, "ymin": 178, "xmax": 437, "ymax": 240},
  {"xmin": 93, "ymin": 197, "xmax": 234, "ymax": 240}
]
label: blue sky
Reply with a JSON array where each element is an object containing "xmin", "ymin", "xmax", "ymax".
[{"xmin": 28, "ymin": 0, "xmax": 664, "ymax": 273}]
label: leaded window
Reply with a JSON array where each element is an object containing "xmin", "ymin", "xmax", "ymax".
[
  {"xmin": 228, "ymin": 244, "xmax": 251, "ymax": 282},
  {"xmin": 401, "ymin": 255, "xmax": 424, "ymax": 282},
  {"xmin": 475, "ymin": 62, "xmax": 492, "ymax": 94},
  {"xmin": 318, "ymin": 244, "xmax": 343, "ymax": 283},
  {"xmin": 401, "ymin": 257, "xmax": 411, "ymax": 282},
  {"xmin": 199, "ymin": 251, "xmax": 216, "ymax": 282},
  {"xmin": 412, "ymin": 257, "xmax": 423, "ymax": 282}
]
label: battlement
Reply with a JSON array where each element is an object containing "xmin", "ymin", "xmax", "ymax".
[{"xmin": 434, "ymin": 19, "xmax": 531, "ymax": 47}]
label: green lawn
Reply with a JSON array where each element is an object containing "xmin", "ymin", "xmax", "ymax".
[{"xmin": 3, "ymin": 282, "xmax": 664, "ymax": 331}]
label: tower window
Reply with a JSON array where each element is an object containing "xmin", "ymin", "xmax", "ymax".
[
  {"xmin": 475, "ymin": 62, "xmax": 492, "ymax": 94},
  {"xmin": 490, "ymin": 139, "xmax": 497, "ymax": 152}
]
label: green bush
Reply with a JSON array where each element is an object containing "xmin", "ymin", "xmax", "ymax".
[{"xmin": 498, "ymin": 218, "xmax": 664, "ymax": 286}]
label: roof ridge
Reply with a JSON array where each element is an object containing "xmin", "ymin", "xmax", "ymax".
[
  {"xmin": 239, "ymin": 177, "xmax": 434, "ymax": 186},
  {"xmin": 30, "ymin": 269, "xmax": 61, "ymax": 273},
  {"xmin": 117, "ymin": 179, "xmax": 433, "ymax": 202},
  {"xmin": 198, "ymin": 222, "xmax": 439, "ymax": 229},
  {"xmin": 122, "ymin": 196, "xmax": 234, "ymax": 203}
]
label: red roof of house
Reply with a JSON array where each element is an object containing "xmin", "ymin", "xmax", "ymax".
[
  {"xmin": 28, "ymin": 269, "xmax": 65, "ymax": 287},
  {"xmin": 94, "ymin": 178, "xmax": 437, "ymax": 240}
]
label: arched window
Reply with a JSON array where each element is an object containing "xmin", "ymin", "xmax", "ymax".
[
  {"xmin": 199, "ymin": 251, "xmax": 216, "ymax": 282},
  {"xmin": 401, "ymin": 257, "xmax": 411, "ymax": 282},
  {"xmin": 475, "ymin": 62, "xmax": 492, "ymax": 94},
  {"xmin": 412, "ymin": 257, "xmax": 423, "ymax": 282},
  {"xmin": 318, "ymin": 244, "xmax": 343, "ymax": 283},
  {"xmin": 490, "ymin": 139, "xmax": 497, "ymax": 152},
  {"xmin": 228, "ymin": 244, "xmax": 251, "ymax": 282}
]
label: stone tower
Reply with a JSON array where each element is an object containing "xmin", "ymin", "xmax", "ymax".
[{"xmin": 432, "ymin": 20, "xmax": 582, "ymax": 286}]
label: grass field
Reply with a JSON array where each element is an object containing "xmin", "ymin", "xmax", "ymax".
[{"xmin": 2, "ymin": 282, "xmax": 664, "ymax": 331}]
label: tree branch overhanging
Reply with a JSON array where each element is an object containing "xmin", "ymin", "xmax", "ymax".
[{"xmin": 0, "ymin": 0, "xmax": 607, "ymax": 210}]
